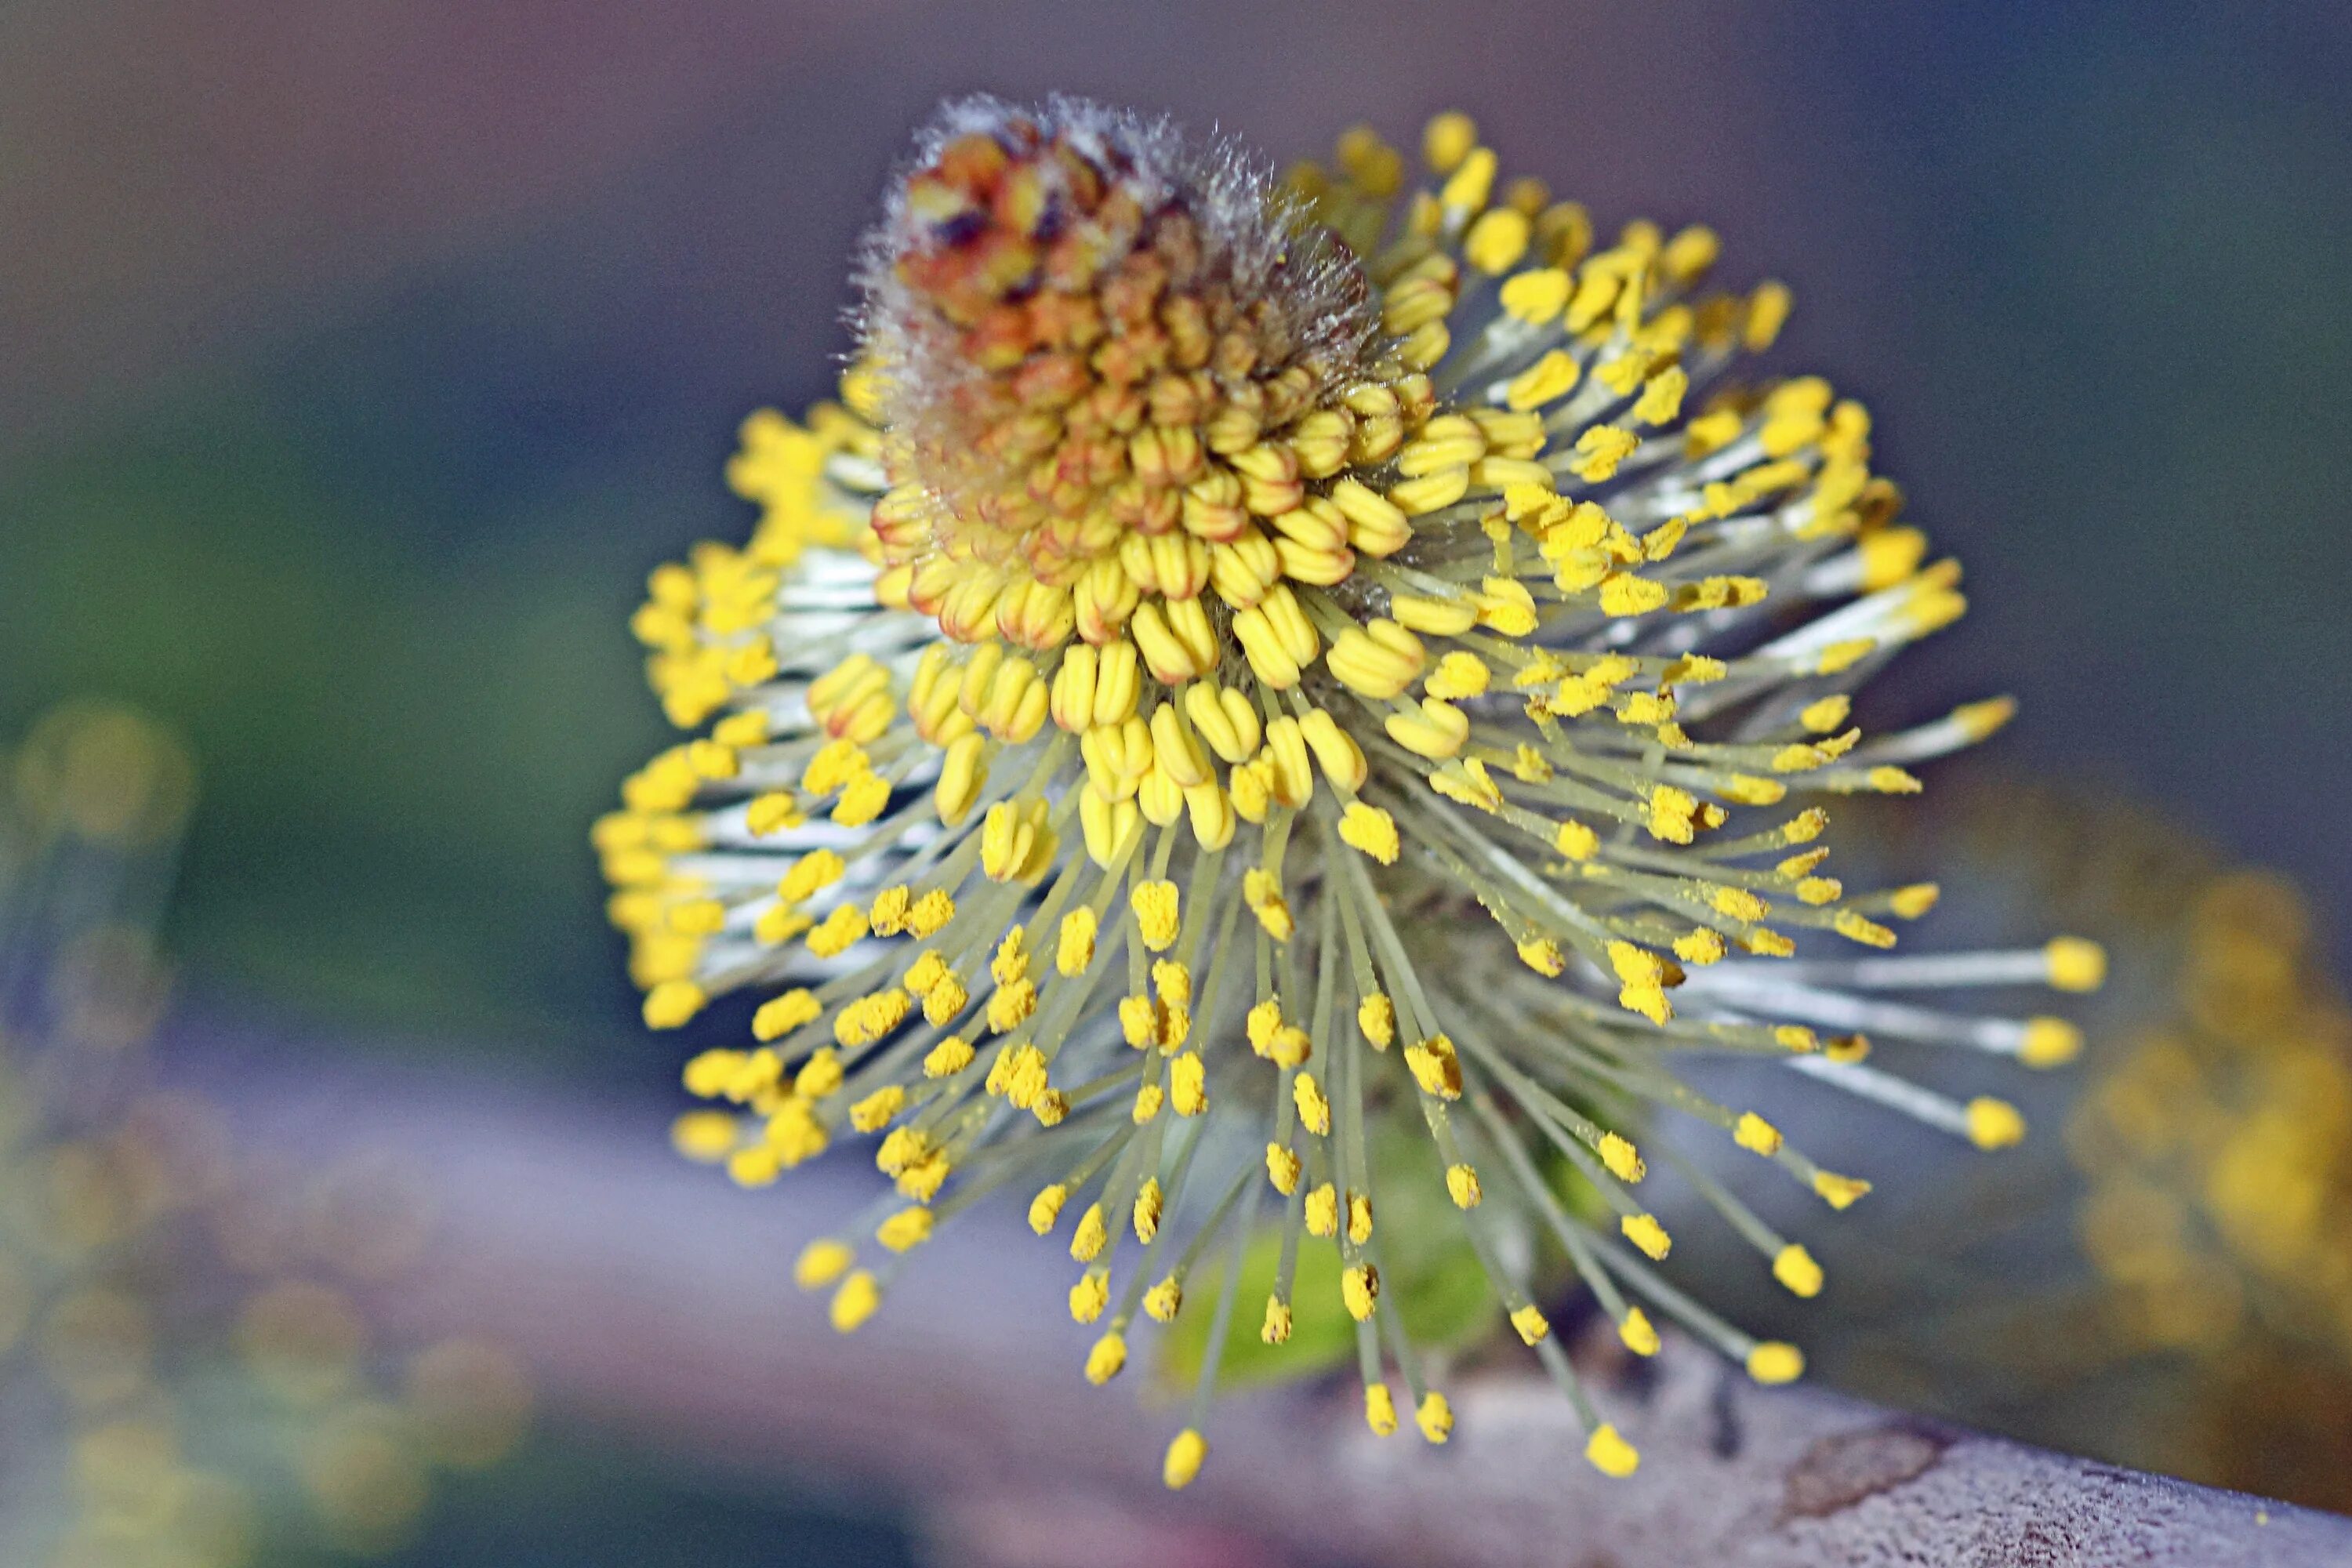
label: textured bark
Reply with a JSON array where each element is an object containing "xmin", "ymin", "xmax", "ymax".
[{"xmin": 197, "ymin": 1028, "xmax": 2352, "ymax": 1568}]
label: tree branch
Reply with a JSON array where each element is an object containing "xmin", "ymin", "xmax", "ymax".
[{"xmin": 187, "ymin": 1021, "xmax": 2351, "ymax": 1567}]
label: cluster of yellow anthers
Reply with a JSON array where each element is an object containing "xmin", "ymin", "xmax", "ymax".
[
  {"xmin": 603, "ymin": 98, "xmax": 2103, "ymax": 1489},
  {"xmin": 2075, "ymin": 871, "xmax": 2352, "ymax": 1359}
]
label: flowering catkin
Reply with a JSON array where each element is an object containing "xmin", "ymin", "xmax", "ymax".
[{"xmin": 602, "ymin": 98, "xmax": 2101, "ymax": 1486}]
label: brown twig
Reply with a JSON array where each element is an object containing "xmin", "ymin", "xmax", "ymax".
[{"xmin": 191, "ymin": 1023, "xmax": 2352, "ymax": 1567}]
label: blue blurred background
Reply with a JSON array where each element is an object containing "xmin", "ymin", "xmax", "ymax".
[{"xmin": 3, "ymin": 0, "xmax": 2348, "ymax": 1559}]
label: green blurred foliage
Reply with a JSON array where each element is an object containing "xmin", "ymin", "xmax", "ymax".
[{"xmin": 0, "ymin": 390, "xmax": 681, "ymax": 1057}]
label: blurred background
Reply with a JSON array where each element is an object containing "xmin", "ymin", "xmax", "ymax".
[{"xmin": 3, "ymin": 0, "xmax": 2350, "ymax": 1561}]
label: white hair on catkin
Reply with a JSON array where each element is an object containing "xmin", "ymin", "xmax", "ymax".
[{"xmin": 852, "ymin": 94, "xmax": 1384, "ymax": 456}]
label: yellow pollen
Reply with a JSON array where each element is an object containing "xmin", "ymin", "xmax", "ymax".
[
  {"xmin": 1266, "ymin": 1142, "xmax": 1301, "ymax": 1194},
  {"xmin": 1966, "ymin": 1097, "xmax": 2027, "ymax": 1150},
  {"xmin": 1304, "ymin": 1184, "xmax": 1338, "ymax": 1238},
  {"xmin": 1584, "ymin": 1425, "xmax": 1640, "ymax": 1479},
  {"xmin": 875, "ymin": 1207, "xmax": 934, "ymax": 1252},
  {"xmin": 1773, "ymin": 1243, "xmax": 1824, "ymax": 1298},
  {"xmin": 1028, "ymin": 1185, "xmax": 1068, "ymax": 1236},
  {"xmin": 793, "ymin": 1240, "xmax": 854, "ymax": 1290},
  {"xmin": 829, "ymin": 1271, "xmax": 881, "ymax": 1333},
  {"xmin": 1621, "ymin": 1214, "xmax": 1671, "ymax": 1260},
  {"xmin": 642, "ymin": 980, "xmax": 706, "ymax": 1030},
  {"xmin": 1733, "ymin": 1113, "xmax": 1783, "ymax": 1156},
  {"xmin": 1813, "ymin": 1171, "xmax": 1872, "ymax": 1209},
  {"xmin": 1365, "ymin": 1384, "xmax": 1399, "ymax": 1436},
  {"xmin": 1341, "ymin": 1264, "xmax": 1379, "ymax": 1321},
  {"xmin": 2020, "ymin": 1017, "xmax": 2083, "ymax": 1068},
  {"xmin": 1445, "ymin": 1163, "xmax": 1483, "ymax": 1208},
  {"xmin": 1747, "ymin": 1341, "xmax": 1805, "ymax": 1384},
  {"xmin": 1070, "ymin": 1203, "xmax": 1108, "ymax": 1262},
  {"xmin": 1086, "ymin": 1332, "xmax": 1127, "ymax": 1385},
  {"xmin": 1163, "ymin": 1428, "xmax": 1207, "ymax": 1491},
  {"xmin": 1597, "ymin": 1133, "xmax": 1645, "ymax": 1183},
  {"xmin": 2045, "ymin": 936, "xmax": 2107, "ymax": 993},
  {"xmin": 1510, "ymin": 1304, "xmax": 1550, "ymax": 1345},
  {"xmin": 1261, "ymin": 1296, "xmax": 1293, "ymax": 1345},
  {"xmin": 1132, "ymin": 879, "xmax": 1181, "ymax": 951},
  {"xmin": 1620, "ymin": 1308, "xmax": 1661, "ymax": 1356},
  {"xmin": 1294, "ymin": 1073, "xmax": 1332, "ymax": 1135}
]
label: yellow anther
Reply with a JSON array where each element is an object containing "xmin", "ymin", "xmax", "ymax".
[
  {"xmin": 923, "ymin": 1036, "xmax": 975, "ymax": 1078},
  {"xmin": 1085, "ymin": 1331, "xmax": 1127, "ymax": 1385},
  {"xmin": 671, "ymin": 1109, "xmax": 739, "ymax": 1163},
  {"xmin": 1027, "ymin": 1185, "xmax": 1068, "ymax": 1236},
  {"xmin": 1505, "ymin": 348, "xmax": 1580, "ymax": 411},
  {"xmin": 1747, "ymin": 1341, "xmax": 1805, "ymax": 1385},
  {"xmin": 1889, "ymin": 884, "xmax": 1940, "ymax": 919},
  {"xmin": 1144, "ymin": 1277, "xmax": 1183, "ymax": 1323},
  {"xmin": 1568, "ymin": 424, "xmax": 1640, "ymax": 482},
  {"xmin": 875, "ymin": 1207, "xmax": 934, "ymax": 1253},
  {"xmin": 1597, "ymin": 1132, "xmax": 1645, "ymax": 1182},
  {"xmin": 793, "ymin": 1047, "xmax": 844, "ymax": 1099},
  {"xmin": 1421, "ymin": 1157, "xmax": 1479, "ymax": 1212},
  {"xmin": 1132, "ymin": 879, "xmax": 1181, "ymax": 951},
  {"xmin": 1633, "ymin": 365, "xmax": 1688, "ymax": 426},
  {"xmin": 1131, "ymin": 1083, "xmax": 1165, "ymax": 1123},
  {"xmin": 1341, "ymin": 1264, "xmax": 1380, "ymax": 1322},
  {"xmin": 1621, "ymin": 1213, "xmax": 1671, "ymax": 1261},
  {"xmin": 727, "ymin": 1144, "xmax": 782, "ymax": 1188},
  {"xmin": 1163, "ymin": 1428, "xmax": 1207, "ymax": 1491},
  {"xmin": 1516, "ymin": 938, "xmax": 1564, "ymax": 976},
  {"xmin": 794, "ymin": 1239, "xmax": 853, "ymax": 1290},
  {"xmin": 1346, "ymin": 1190, "xmax": 1374, "ymax": 1245},
  {"xmin": 746, "ymin": 793, "xmax": 803, "ymax": 836},
  {"xmin": 1265, "ymin": 1142, "xmax": 1301, "ymax": 1194},
  {"xmin": 1294, "ymin": 1073, "xmax": 1332, "ymax": 1135},
  {"xmin": 1329, "ymin": 619, "xmax": 1427, "ymax": 701},
  {"xmin": 1403, "ymin": 1035, "xmax": 1463, "ymax": 1100},
  {"xmin": 2020, "ymin": 1017, "xmax": 2083, "ymax": 1068},
  {"xmin": 752, "ymin": 988, "xmax": 822, "ymax": 1042},
  {"xmin": 1356, "ymin": 993, "xmax": 1396, "ymax": 1048},
  {"xmin": 1069, "ymin": 1269, "xmax": 1110, "ymax": 1323},
  {"xmin": 1298, "ymin": 706, "xmax": 1370, "ymax": 792},
  {"xmin": 829, "ymin": 1270, "xmax": 881, "ymax": 1333},
  {"xmin": 642, "ymin": 979, "xmax": 706, "ymax": 1029},
  {"xmin": 1261, "ymin": 1296, "xmax": 1294, "ymax": 1345},
  {"xmin": 1385, "ymin": 696, "xmax": 1469, "ymax": 760},
  {"xmin": 1599, "ymin": 572, "xmax": 1668, "ymax": 618},
  {"xmin": 906, "ymin": 889, "xmax": 955, "ymax": 936},
  {"xmin": 935, "ymin": 732, "xmax": 988, "ymax": 823},
  {"xmin": 1813, "ymin": 1171, "xmax": 1871, "ymax": 1209},
  {"xmin": 1365, "ymin": 1384, "xmax": 1399, "ymax": 1436},
  {"xmin": 1338, "ymin": 802, "xmax": 1400, "ymax": 864},
  {"xmin": 1551, "ymin": 819, "xmax": 1600, "ymax": 862},
  {"xmin": 1584, "ymin": 1425, "xmax": 1640, "ymax": 1478},
  {"xmin": 1303, "ymin": 1183, "xmax": 1338, "ymax": 1237},
  {"xmin": 1069, "ymin": 1203, "xmax": 1108, "ymax": 1263},
  {"xmin": 1170, "ymin": 1051, "xmax": 1208, "ymax": 1116},
  {"xmin": 1134, "ymin": 1178, "xmax": 1164, "ymax": 1243},
  {"xmin": 1422, "ymin": 111, "xmax": 1476, "ymax": 172},
  {"xmin": 1388, "ymin": 592, "xmax": 1478, "ymax": 637},
  {"xmin": 1966, "ymin": 1097, "xmax": 2027, "ymax": 1149},
  {"xmin": 1465, "ymin": 206, "xmax": 1530, "ymax": 274},
  {"xmin": 1733, "ymin": 1113, "xmax": 1783, "ymax": 1155},
  {"xmin": 1744, "ymin": 280, "xmax": 1793, "ymax": 350},
  {"xmin": 1773, "ymin": 1243, "xmax": 1824, "ymax": 1298},
  {"xmin": 2045, "ymin": 936, "xmax": 2107, "ymax": 993},
  {"xmin": 1620, "ymin": 1307, "xmax": 1661, "ymax": 1356},
  {"xmin": 1510, "ymin": 1304, "xmax": 1550, "ymax": 1345}
]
